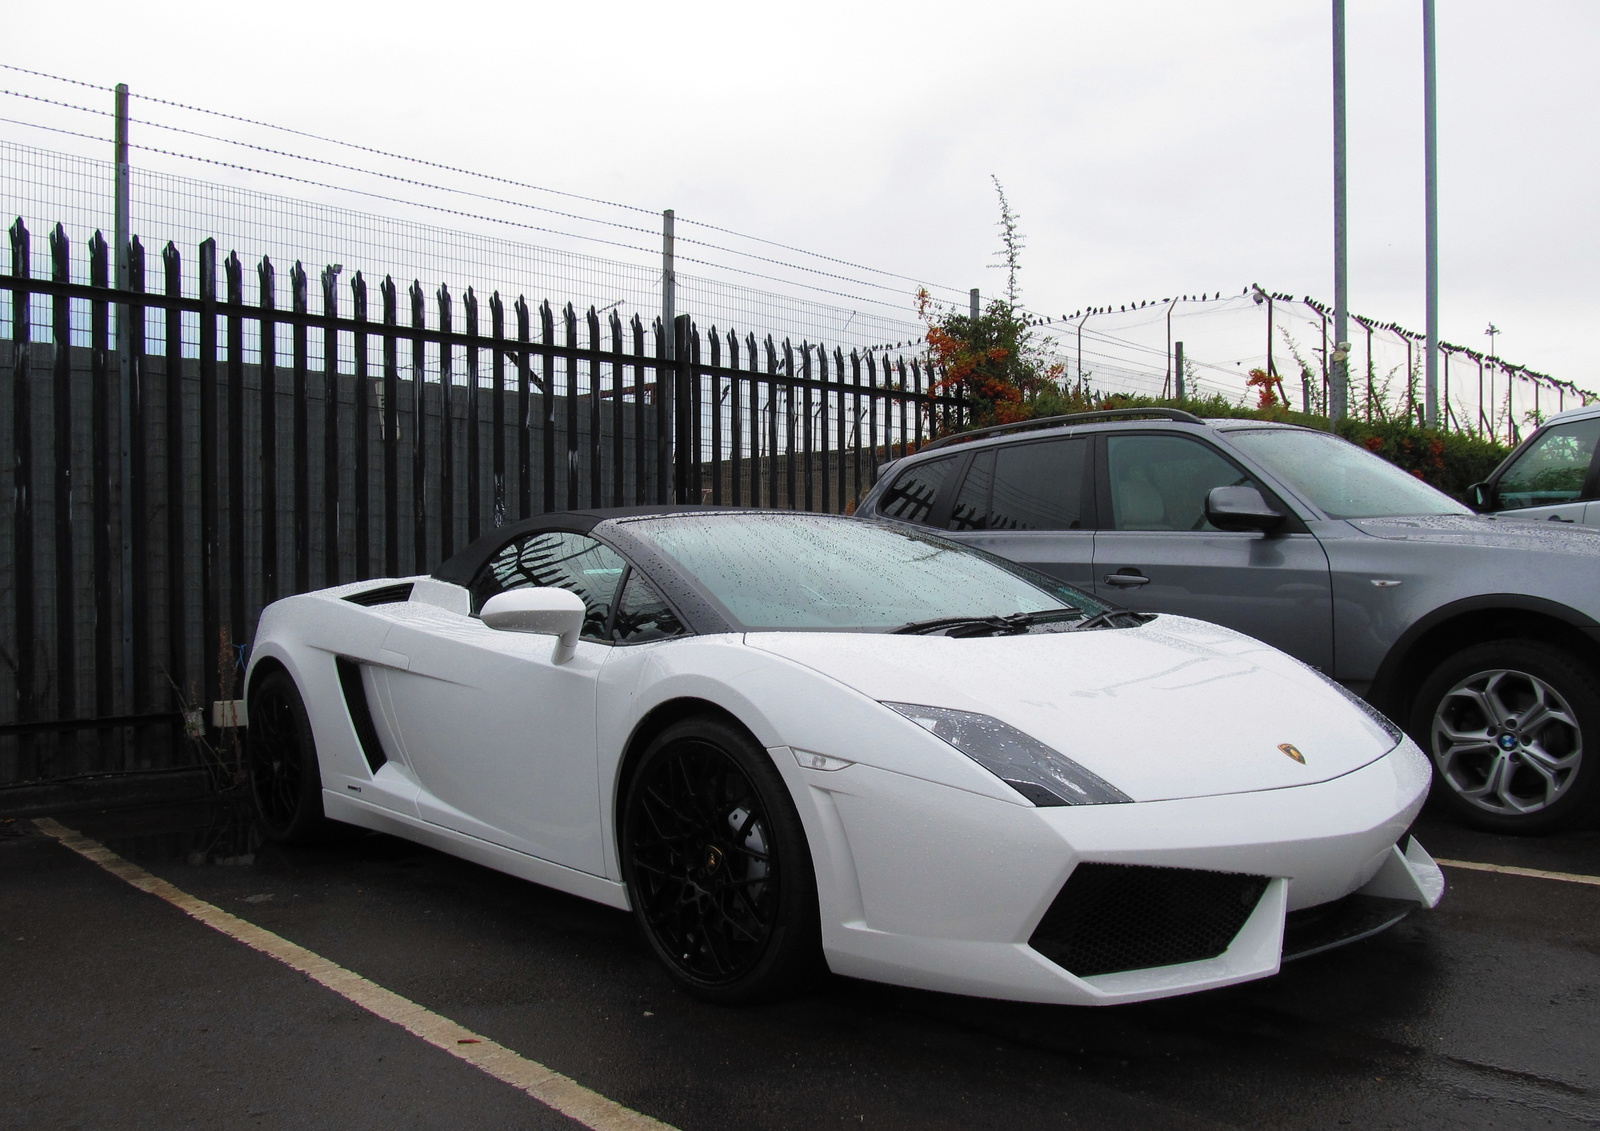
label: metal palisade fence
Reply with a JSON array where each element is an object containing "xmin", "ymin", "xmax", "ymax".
[{"xmin": 0, "ymin": 218, "xmax": 961, "ymax": 788}]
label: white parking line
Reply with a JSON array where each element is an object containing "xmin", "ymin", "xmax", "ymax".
[
  {"xmin": 32, "ymin": 818, "xmax": 675, "ymax": 1131},
  {"xmin": 1436, "ymin": 858, "xmax": 1600, "ymax": 887}
]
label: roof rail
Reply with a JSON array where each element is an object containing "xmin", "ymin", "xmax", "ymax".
[{"xmin": 918, "ymin": 407, "xmax": 1207, "ymax": 453}]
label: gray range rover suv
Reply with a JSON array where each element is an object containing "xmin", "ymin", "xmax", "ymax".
[{"xmin": 857, "ymin": 408, "xmax": 1600, "ymax": 834}]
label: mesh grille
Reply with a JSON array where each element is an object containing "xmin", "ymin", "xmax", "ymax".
[{"xmin": 1029, "ymin": 863, "xmax": 1270, "ymax": 977}]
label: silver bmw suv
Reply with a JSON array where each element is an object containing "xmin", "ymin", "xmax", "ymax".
[{"xmin": 857, "ymin": 408, "xmax": 1600, "ymax": 834}]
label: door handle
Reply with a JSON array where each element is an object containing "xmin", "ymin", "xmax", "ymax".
[
  {"xmin": 1103, "ymin": 571, "xmax": 1151, "ymax": 588},
  {"xmin": 1548, "ymin": 514, "xmax": 1575, "ymax": 523}
]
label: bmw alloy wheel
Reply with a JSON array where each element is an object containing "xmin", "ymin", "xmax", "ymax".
[{"xmin": 1430, "ymin": 667, "xmax": 1582, "ymax": 817}]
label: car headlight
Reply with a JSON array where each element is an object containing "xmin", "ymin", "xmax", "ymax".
[{"xmin": 882, "ymin": 702, "xmax": 1132, "ymax": 807}]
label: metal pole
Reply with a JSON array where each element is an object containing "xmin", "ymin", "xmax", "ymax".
[
  {"xmin": 1175, "ymin": 341, "xmax": 1185, "ymax": 401},
  {"xmin": 661, "ymin": 209, "xmax": 675, "ymax": 359},
  {"xmin": 969, "ymin": 288, "xmax": 980, "ymax": 321},
  {"xmin": 1332, "ymin": 0, "xmax": 1350, "ymax": 422},
  {"xmin": 661, "ymin": 209, "xmax": 675, "ymax": 502},
  {"xmin": 1423, "ymin": 0, "xmax": 1439, "ymax": 426},
  {"xmin": 114, "ymin": 83, "xmax": 135, "ymax": 727}
]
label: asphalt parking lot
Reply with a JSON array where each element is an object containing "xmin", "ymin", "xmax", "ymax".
[{"xmin": 3, "ymin": 797, "xmax": 1598, "ymax": 1131}]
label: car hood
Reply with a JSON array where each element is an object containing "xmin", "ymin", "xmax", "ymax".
[
  {"xmin": 1348, "ymin": 514, "xmax": 1600, "ymax": 555},
  {"xmin": 746, "ymin": 617, "xmax": 1399, "ymax": 804}
]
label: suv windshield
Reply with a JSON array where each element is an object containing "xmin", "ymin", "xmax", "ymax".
[
  {"xmin": 624, "ymin": 513, "xmax": 1109, "ymax": 630},
  {"xmin": 1226, "ymin": 428, "xmax": 1469, "ymax": 519}
]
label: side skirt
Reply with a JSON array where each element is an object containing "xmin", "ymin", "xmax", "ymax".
[{"xmin": 323, "ymin": 791, "xmax": 630, "ymax": 911}]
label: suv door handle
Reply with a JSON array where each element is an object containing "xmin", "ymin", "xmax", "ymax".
[
  {"xmin": 1549, "ymin": 514, "xmax": 1575, "ymax": 523},
  {"xmin": 1103, "ymin": 571, "xmax": 1151, "ymax": 588}
]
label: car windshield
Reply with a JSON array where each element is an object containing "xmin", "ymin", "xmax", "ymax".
[
  {"xmin": 1225, "ymin": 428, "xmax": 1470, "ymax": 519},
  {"xmin": 622, "ymin": 513, "xmax": 1110, "ymax": 630}
]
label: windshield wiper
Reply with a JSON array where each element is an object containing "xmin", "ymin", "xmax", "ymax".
[
  {"xmin": 1070, "ymin": 609, "xmax": 1154, "ymax": 631},
  {"xmin": 891, "ymin": 608, "xmax": 1085, "ymax": 637}
]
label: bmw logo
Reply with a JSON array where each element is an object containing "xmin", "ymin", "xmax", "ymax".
[{"xmin": 1498, "ymin": 733, "xmax": 1518, "ymax": 751}]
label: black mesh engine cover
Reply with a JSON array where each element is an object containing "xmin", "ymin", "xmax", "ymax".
[{"xmin": 1029, "ymin": 863, "xmax": 1271, "ymax": 977}]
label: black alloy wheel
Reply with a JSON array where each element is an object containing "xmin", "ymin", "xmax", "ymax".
[
  {"xmin": 248, "ymin": 668, "xmax": 332, "ymax": 843},
  {"xmin": 621, "ymin": 717, "xmax": 821, "ymax": 1003},
  {"xmin": 1411, "ymin": 640, "xmax": 1600, "ymax": 834}
]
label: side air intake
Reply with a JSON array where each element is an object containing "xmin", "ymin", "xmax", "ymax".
[
  {"xmin": 335, "ymin": 657, "xmax": 388, "ymax": 772},
  {"xmin": 1029, "ymin": 863, "xmax": 1270, "ymax": 977},
  {"xmin": 343, "ymin": 582, "xmax": 414, "ymax": 607}
]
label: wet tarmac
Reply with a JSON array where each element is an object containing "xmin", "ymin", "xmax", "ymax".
[{"xmin": 3, "ymin": 797, "xmax": 1598, "ymax": 1130}]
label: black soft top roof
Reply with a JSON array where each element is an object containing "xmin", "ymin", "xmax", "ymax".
[{"xmin": 430, "ymin": 505, "xmax": 725, "ymax": 587}]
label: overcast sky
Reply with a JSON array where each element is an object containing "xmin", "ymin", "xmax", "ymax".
[{"xmin": 6, "ymin": 0, "xmax": 1597, "ymax": 391}]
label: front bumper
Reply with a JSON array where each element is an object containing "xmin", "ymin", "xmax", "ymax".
[{"xmin": 790, "ymin": 740, "xmax": 1439, "ymax": 1006}]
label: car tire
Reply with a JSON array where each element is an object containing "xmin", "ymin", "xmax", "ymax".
[
  {"xmin": 247, "ymin": 668, "xmax": 333, "ymax": 844},
  {"xmin": 620, "ymin": 716, "xmax": 822, "ymax": 1004},
  {"xmin": 1410, "ymin": 640, "xmax": 1600, "ymax": 834}
]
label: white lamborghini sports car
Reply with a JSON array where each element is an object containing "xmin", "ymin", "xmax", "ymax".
[{"xmin": 244, "ymin": 508, "xmax": 1444, "ymax": 1006}]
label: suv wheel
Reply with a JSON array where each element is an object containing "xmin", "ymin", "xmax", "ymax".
[{"xmin": 1411, "ymin": 640, "xmax": 1600, "ymax": 834}]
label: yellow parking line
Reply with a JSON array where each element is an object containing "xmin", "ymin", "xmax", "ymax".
[
  {"xmin": 33, "ymin": 818, "xmax": 675, "ymax": 1131},
  {"xmin": 1436, "ymin": 858, "xmax": 1600, "ymax": 888}
]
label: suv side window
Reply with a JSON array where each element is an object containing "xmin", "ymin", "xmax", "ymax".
[
  {"xmin": 1495, "ymin": 419, "xmax": 1600, "ymax": 510},
  {"xmin": 1105, "ymin": 434, "xmax": 1256, "ymax": 532},
  {"xmin": 878, "ymin": 456, "xmax": 958, "ymax": 526},
  {"xmin": 948, "ymin": 440, "xmax": 1091, "ymax": 531},
  {"xmin": 949, "ymin": 451, "xmax": 995, "ymax": 531},
  {"xmin": 991, "ymin": 438, "xmax": 1090, "ymax": 530},
  {"xmin": 469, "ymin": 531, "xmax": 626, "ymax": 639}
]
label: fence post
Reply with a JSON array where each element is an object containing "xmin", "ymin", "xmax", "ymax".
[
  {"xmin": 1175, "ymin": 341, "xmax": 1185, "ymax": 401},
  {"xmin": 114, "ymin": 83, "xmax": 136, "ymax": 723}
]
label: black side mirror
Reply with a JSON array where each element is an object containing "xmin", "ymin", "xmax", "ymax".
[
  {"xmin": 1466, "ymin": 481, "xmax": 1496, "ymax": 512},
  {"xmin": 1205, "ymin": 485, "xmax": 1285, "ymax": 533}
]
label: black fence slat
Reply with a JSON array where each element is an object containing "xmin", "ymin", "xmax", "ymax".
[
  {"xmin": 851, "ymin": 350, "xmax": 862, "ymax": 504},
  {"xmin": 801, "ymin": 342, "xmax": 813, "ymax": 511},
  {"xmin": 127, "ymin": 237, "xmax": 149, "ymax": 722},
  {"xmin": 161, "ymin": 241, "xmax": 185, "ymax": 716},
  {"xmin": 912, "ymin": 358, "xmax": 924, "ymax": 451},
  {"xmin": 564, "ymin": 303, "xmax": 579, "ymax": 511},
  {"xmin": 8, "ymin": 221, "xmax": 35, "ymax": 766},
  {"xmin": 897, "ymin": 357, "xmax": 909, "ymax": 460},
  {"xmin": 437, "ymin": 284, "xmax": 454, "ymax": 561},
  {"xmin": 352, "ymin": 272, "xmax": 370, "ymax": 579},
  {"xmin": 409, "ymin": 280, "xmax": 426, "ymax": 571},
  {"xmin": 783, "ymin": 340, "xmax": 797, "ymax": 510},
  {"xmin": 465, "ymin": 287, "xmax": 481, "ymax": 543},
  {"xmin": 381, "ymin": 276, "xmax": 399, "ymax": 577},
  {"xmin": 322, "ymin": 266, "xmax": 340, "ymax": 586},
  {"xmin": 258, "ymin": 258, "xmax": 278, "ymax": 604},
  {"xmin": 226, "ymin": 253, "xmax": 248, "ymax": 656},
  {"xmin": 541, "ymin": 300, "xmax": 555, "ymax": 514},
  {"xmin": 767, "ymin": 336, "xmax": 776, "ymax": 507},
  {"xmin": 610, "ymin": 311, "xmax": 624, "ymax": 507},
  {"xmin": 818, "ymin": 344, "xmax": 830, "ymax": 513},
  {"xmin": 198, "ymin": 238, "xmax": 219, "ymax": 715},
  {"xmin": 587, "ymin": 306, "xmax": 601, "ymax": 509},
  {"xmin": 515, "ymin": 297, "xmax": 531, "ymax": 520},
  {"xmin": 631, "ymin": 314, "xmax": 645, "ymax": 506},
  {"xmin": 747, "ymin": 333, "xmax": 760, "ymax": 508},
  {"xmin": 835, "ymin": 347, "xmax": 847, "ymax": 513},
  {"xmin": 729, "ymin": 331, "xmax": 742, "ymax": 508},
  {"xmin": 291, "ymin": 262, "xmax": 311, "ymax": 595},
  {"xmin": 49, "ymin": 225, "xmax": 76, "ymax": 731},
  {"xmin": 89, "ymin": 233, "xmax": 114, "ymax": 748},
  {"xmin": 490, "ymin": 292, "xmax": 506, "ymax": 529},
  {"xmin": 655, "ymin": 319, "xmax": 669, "ymax": 505},
  {"xmin": 708, "ymin": 328, "xmax": 722, "ymax": 506}
]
